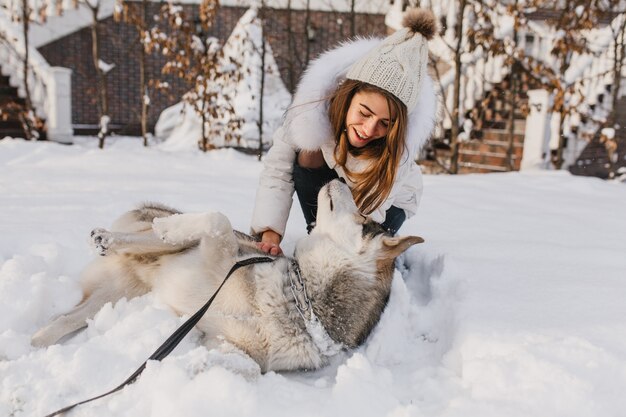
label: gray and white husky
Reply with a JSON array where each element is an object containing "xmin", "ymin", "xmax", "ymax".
[{"xmin": 32, "ymin": 180, "xmax": 423, "ymax": 372}]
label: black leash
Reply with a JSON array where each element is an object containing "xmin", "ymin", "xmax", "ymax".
[{"xmin": 44, "ymin": 256, "xmax": 275, "ymax": 417}]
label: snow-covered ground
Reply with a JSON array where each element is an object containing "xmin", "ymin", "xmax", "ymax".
[{"xmin": 1, "ymin": 136, "xmax": 626, "ymax": 417}]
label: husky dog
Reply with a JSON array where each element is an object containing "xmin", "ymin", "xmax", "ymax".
[{"xmin": 32, "ymin": 180, "xmax": 423, "ymax": 372}]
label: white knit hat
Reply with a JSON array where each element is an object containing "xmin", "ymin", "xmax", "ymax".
[{"xmin": 346, "ymin": 8, "xmax": 437, "ymax": 112}]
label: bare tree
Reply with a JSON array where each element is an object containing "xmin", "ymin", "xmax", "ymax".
[
  {"xmin": 284, "ymin": 0, "xmax": 297, "ymax": 91},
  {"xmin": 147, "ymin": 0, "xmax": 242, "ymax": 151},
  {"xmin": 607, "ymin": 12, "xmax": 626, "ymax": 128},
  {"xmin": 114, "ymin": 0, "xmax": 153, "ymax": 146},
  {"xmin": 19, "ymin": 0, "xmax": 32, "ymax": 119},
  {"xmin": 258, "ymin": 2, "xmax": 267, "ymax": 160},
  {"xmin": 449, "ymin": 0, "xmax": 467, "ymax": 174},
  {"xmin": 303, "ymin": 0, "xmax": 313, "ymax": 68},
  {"xmin": 349, "ymin": 0, "xmax": 356, "ymax": 37},
  {"xmin": 505, "ymin": 0, "xmax": 520, "ymax": 172},
  {"xmin": 82, "ymin": 0, "xmax": 113, "ymax": 148}
]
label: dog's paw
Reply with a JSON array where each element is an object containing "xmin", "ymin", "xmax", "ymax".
[{"xmin": 90, "ymin": 228, "xmax": 114, "ymax": 256}]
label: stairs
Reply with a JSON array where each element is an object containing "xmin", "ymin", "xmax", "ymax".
[
  {"xmin": 0, "ymin": 74, "xmax": 26, "ymax": 139},
  {"xmin": 457, "ymin": 129, "xmax": 525, "ymax": 173},
  {"xmin": 0, "ymin": 74, "xmax": 46, "ymax": 140},
  {"xmin": 421, "ymin": 72, "xmax": 530, "ymax": 174}
]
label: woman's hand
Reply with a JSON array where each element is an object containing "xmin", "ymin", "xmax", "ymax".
[{"xmin": 257, "ymin": 230, "xmax": 283, "ymax": 256}]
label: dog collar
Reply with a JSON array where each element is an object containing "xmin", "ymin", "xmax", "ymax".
[{"xmin": 288, "ymin": 260, "xmax": 344, "ymax": 357}]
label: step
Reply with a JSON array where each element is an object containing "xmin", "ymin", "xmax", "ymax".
[
  {"xmin": 479, "ymin": 119, "xmax": 526, "ymax": 135},
  {"xmin": 0, "ymin": 96, "xmax": 26, "ymax": 106},
  {"xmin": 0, "ymin": 119, "xmax": 24, "ymax": 129},
  {"xmin": 458, "ymin": 139, "xmax": 522, "ymax": 169},
  {"xmin": 481, "ymin": 120, "xmax": 507, "ymax": 130},
  {"xmin": 0, "ymin": 85, "xmax": 19, "ymax": 97},
  {"xmin": 0, "ymin": 75, "xmax": 11, "ymax": 87},
  {"xmin": 459, "ymin": 147, "xmax": 523, "ymax": 160},
  {"xmin": 479, "ymin": 129, "xmax": 525, "ymax": 143},
  {"xmin": 459, "ymin": 152, "xmax": 520, "ymax": 169},
  {"xmin": 481, "ymin": 140, "xmax": 524, "ymax": 153},
  {"xmin": 0, "ymin": 128, "xmax": 28, "ymax": 139},
  {"xmin": 513, "ymin": 118, "xmax": 526, "ymax": 132},
  {"xmin": 460, "ymin": 140, "xmax": 523, "ymax": 154},
  {"xmin": 460, "ymin": 140, "xmax": 508, "ymax": 152},
  {"xmin": 458, "ymin": 161, "xmax": 509, "ymax": 173}
]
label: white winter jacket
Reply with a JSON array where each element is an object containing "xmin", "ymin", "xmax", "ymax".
[{"xmin": 251, "ymin": 38, "xmax": 438, "ymax": 237}]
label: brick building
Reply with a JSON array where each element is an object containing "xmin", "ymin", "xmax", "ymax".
[{"xmin": 37, "ymin": 4, "xmax": 387, "ymax": 135}]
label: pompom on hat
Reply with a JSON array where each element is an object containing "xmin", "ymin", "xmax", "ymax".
[{"xmin": 346, "ymin": 8, "xmax": 437, "ymax": 112}]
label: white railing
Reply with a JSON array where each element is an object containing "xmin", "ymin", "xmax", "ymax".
[
  {"xmin": 521, "ymin": 14, "xmax": 624, "ymax": 169},
  {"xmin": 0, "ymin": 2, "xmax": 73, "ymax": 142},
  {"xmin": 387, "ymin": 0, "xmax": 624, "ymax": 169}
]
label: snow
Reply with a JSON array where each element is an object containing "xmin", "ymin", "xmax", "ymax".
[
  {"xmin": 602, "ymin": 127, "xmax": 616, "ymax": 140},
  {"xmin": 97, "ymin": 59, "xmax": 116, "ymax": 74},
  {"xmin": 1, "ymin": 136, "xmax": 626, "ymax": 416}
]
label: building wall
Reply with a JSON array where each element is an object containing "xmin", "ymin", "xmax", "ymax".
[{"xmin": 37, "ymin": 5, "xmax": 386, "ymax": 134}]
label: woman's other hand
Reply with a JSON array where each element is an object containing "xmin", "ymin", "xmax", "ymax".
[{"xmin": 257, "ymin": 230, "xmax": 283, "ymax": 256}]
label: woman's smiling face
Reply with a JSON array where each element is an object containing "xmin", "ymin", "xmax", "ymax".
[{"xmin": 345, "ymin": 90, "xmax": 395, "ymax": 148}]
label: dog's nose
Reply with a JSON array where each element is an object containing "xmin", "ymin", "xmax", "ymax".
[{"xmin": 338, "ymin": 177, "xmax": 346, "ymax": 184}]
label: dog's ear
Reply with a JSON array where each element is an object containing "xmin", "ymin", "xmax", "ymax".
[{"xmin": 380, "ymin": 235, "xmax": 424, "ymax": 259}]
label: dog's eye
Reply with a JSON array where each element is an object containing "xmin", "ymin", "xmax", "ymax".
[{"xmin": 329, "ymin": 198, "xmax": 334, "ymax": 211}]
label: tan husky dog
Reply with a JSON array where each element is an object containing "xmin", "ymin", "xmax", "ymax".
[{"xmin": 32, "ymin": 180, "xmax": 423, "ymax": 372}]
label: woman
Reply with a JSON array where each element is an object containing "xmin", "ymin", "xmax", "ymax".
[{"xmin": 251, "ymin": 8, "xmax": 438, "ymax": 255}]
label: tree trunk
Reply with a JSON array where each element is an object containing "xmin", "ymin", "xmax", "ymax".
[
  {"xmin": 200, "ymin": 94, "xmax": 208, "ymax": 152},
  {"xmin": 258, "ymin": 3, "xmax": 266, "ymax": 161},
  {"xmin": 450, "ymin": 0, "xmax": 467, "ymax": 174},
  {"xmin": 139, "ymin": 47, "xmax": 148, "ymax": 146},
  {"xmin": 506, "ymin": 6, "xmax": 519, "ymax": 172},
  {"xmin": 90, "ymin": 4, "xmax": 109, "ymax": 149},
  {"xmin": 506, "ymin": 67, "xmax": 518, "ymax": 171},
  {"xmin": 552, "ymin": 0, "xmax": 574, "ymax": 168},
  {"xmin": 608, "ymin": 16, "xmax": 626, "ymax": 128},
  {"xmin": 20, "ymin": 0, "xmax": 34, "ymax": 140},
  {"xmin": 285, "ymin": 0, "xmax": 296, "ymax": 92},
  {"xmin": 139, "ymin": 0, "xmax": 149, "ymax": 146},
  {"xmin": 552, "ymin": 109, "xmax": 567, "ymax": 170},
  {"xmin": 304, "ymin": 0, "xmax": 312, "ymax": 68},
  {"xmin": 350, "ymin": 0, "xmax": 356, "ymax": 38}
]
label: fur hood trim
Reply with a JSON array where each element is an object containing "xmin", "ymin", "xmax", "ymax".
[{"xmin": 284, "ymin": 37, "xmax": 438, "ymax": 157}]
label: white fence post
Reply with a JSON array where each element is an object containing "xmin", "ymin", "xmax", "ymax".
[
  {"xmin": 521, "ymin": 89, "xmax": 551, "ymax": 170},
  {"xmin": 46, "ymin": 67, "xmax": 73, "ymax": 144}
]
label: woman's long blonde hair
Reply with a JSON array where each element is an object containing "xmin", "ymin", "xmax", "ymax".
[{"xmin": 328, "ymin": 79, "xmax": 408, "ymax": 215}]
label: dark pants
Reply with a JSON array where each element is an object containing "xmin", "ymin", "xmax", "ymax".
[{"xmin": 293, "ymin": 161, "xmax": 406, "ymax": 235}]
